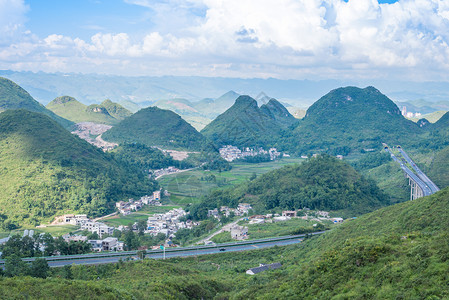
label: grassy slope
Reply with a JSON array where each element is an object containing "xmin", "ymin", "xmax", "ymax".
[
  {"xmin": 409, "ymin": 110, "xmax": 448, "ymax": 123},
  {"xmin": 3, "ymin": 188, "xmax": 449, "ymax": 299},
  {"xmin": 46, "ymin": 97, "xmax": 130, "ymax": 125},
  {"xmin": 158, "ymin": 158, "xmax": 304, "ymax": 205}
]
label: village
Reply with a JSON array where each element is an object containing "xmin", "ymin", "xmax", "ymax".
[
  {"xmin": 219, "ymin": 145, "xmax": 284, "ymax": 162},
  {"xmin": 46, "ymin": 190, "xmax": 200, "ymax": 252}
]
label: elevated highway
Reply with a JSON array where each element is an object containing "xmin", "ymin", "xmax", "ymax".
[
  {"xmin": 396, "ymin": 146, "xmax": 440, "ymax": 194},
  {"xmin": 383, "ymin": 144, "xmax": 438, "ymax": 200}
]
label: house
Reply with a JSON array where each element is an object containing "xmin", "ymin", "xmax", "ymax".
[
  {"xmin": 63, "ymin": 234, "xmax": 87, "ymax": 243},
  {"xmin": 81, "ymin": 221, "xmax": 114, "ymax": 238},
  {"xmin": 208, "ymin": 209, "xmax": 219, "ymax": 218},
  {"xmin": 331, "ymin": 217, "xmax": 344, "ymax": 223},
  {"xmin": 230, "ymin": 225, "xmax": 248, "ymax": 240},
  {"xmin": 88, "ymin": 240, "xmax": 103, "ymax": 252},
  {"xmin": 153, "ymin": 190, "xmax": 161, "ymax": 200},
  {"xmin": 116, "ymin": 201, "xmax": 126, "ymax": 209},
  {"xmin": 246, "ymin": 263, "xmax": 282, "ymax": 275},
  {"xmin": 317, "ymin": 211, "xmax": 330, "ymax": 218},
  {"xmin": 102, "ymin": 237, "xmax": 118, "ymax": 251},
  {"xmin": 282, "ymin": 211, "xmax": 297, "ymax": 217},
  {"xmin": 273, "ymin": 216, "xmax": 291, "ymax": 222}
]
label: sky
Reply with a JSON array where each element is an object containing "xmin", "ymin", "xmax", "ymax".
[{"xmin": 1, "ymin": 0, "xmax": 449, "ymax": 81}]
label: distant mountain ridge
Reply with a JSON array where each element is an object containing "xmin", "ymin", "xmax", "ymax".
[
  {"xmin": 0, "ymin": 77, "xmax": 73, "ymax": 129},
  {"xmin": 46, "ymin": 96, "xmax": 131, "ymax": 125}
]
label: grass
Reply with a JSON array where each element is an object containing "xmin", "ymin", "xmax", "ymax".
[
  {"xmin": 158, "ymin": 157, "xmax": 304, "ymax": 206},
  {"xmin": 138, "ymin": 205, "xmax": 182, "ymax": 214},
  {"xmin": 101, "ymin": 205, "xmax": 182, "ymax": 228},
  {"xmin": 101, "ymin": 213, "xmax": 149, "ymax": 227},
  {"xmin": 244, "ymin": 218, "xmax": 331, "ymax": 240}
]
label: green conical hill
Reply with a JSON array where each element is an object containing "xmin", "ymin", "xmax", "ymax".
[
  {"xmin": 0, "ymin": 77, "xmax": 73, "ymax": 129},
  {"xmin": 192, "ymin": 155, "xmax": 389, "ymax": 218},
  {"xmin": 293, "ymin": 86, "xmax": 420, "ymax": 154},
  {"xmin": 102, "ymin": 106, "xmax": 207, "ymax": 151},
  {"xmin": 201, "ymin": 95, "xmax": 284, "ymax": 148},
  {"xmin": 260, "ymin": 98, "xmax": 298, "ymax": 128}
]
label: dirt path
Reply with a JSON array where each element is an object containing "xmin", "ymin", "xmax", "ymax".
[
  {"xmin": 155, "ymin": 167, "xmax": 197, "ymax": 180},
  {"xmin": 196, "ymin": 218, "xmax": 243, "ymax": 245},
  {"xmin": 93, "ymin": 211, "xmax": 118, "ymax": 222}
]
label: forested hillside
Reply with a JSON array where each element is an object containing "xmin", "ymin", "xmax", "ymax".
[
  {"xmin": 102, "ymin": 106, "xmax": 209, "ymax": 151},
  {"xmin": 291, "ymin": 86, "xmax": 420, "ymax": 155},
  {"xmin": 201, "ymin": 95, "xmax": 288, "ymax": 148},
  {"xmin": 0, "ymin": 110, "xmax": 157, "ymax": 227}
]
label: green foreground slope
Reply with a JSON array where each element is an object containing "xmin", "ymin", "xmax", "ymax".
[
  {"xmin": 0, "ymin": 110, "xmax": 157, "ymax": 226},
  {"xmin": 3, "ymin": 188, "xmax": 448, "ymax": 299}
]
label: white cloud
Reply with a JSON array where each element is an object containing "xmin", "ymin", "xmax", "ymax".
[
  {"xmin": 0, "ymin": 0, "xmax": 29, "ymax": 45},
  {"xmin": 1, "ymin": 0, "xmax": 449, "ymax": 80}
]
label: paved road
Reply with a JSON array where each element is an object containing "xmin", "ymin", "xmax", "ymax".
[
  {"xmin": 384, "ymin": 145, "xmax": 432, "ymax": 197},
  {"xmin": 47, "ymin": 238, "xmax": 304, "ymax": 267},
  {"xmin": 1, "ymin": 233, "xmax": 323, "ymax": 268}
]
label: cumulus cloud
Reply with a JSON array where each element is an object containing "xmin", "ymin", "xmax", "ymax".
[{"xmin": 1, "ymin": 0, "xmax": 449, "ymax": 80}]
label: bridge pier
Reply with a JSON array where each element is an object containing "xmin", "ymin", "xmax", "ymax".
[{"xmin": 408, "ymin": 176, "xmax": 423, "ymax": 200}]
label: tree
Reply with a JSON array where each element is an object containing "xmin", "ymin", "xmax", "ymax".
[
  {"xmin": 137, "ymin": 219, "xmax": 147, "ymax": 236},
  {"xmin": 30, "ymin": 258, "xmax": 50, "ymax": 278},
  {"xmin": 4, "ymin": 254, "xmax": 29, "ymax": 277},
  {"xmin": 61, "ymin": 265, "xmax": 73, "ymax": 279},
  {"xmin": 42, "ymin": 233, "xmax": 56, "ymax": 256},
  {"xmin": 137, "ymin": 249, "xmax": 146, "ymax": 260}
]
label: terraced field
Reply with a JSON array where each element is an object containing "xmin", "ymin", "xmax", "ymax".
[{"xmin": 158, "ymin": 157, "xmax": 304, "ymax": 206}]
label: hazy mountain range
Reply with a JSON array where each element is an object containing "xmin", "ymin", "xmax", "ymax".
[{"xmin": 3, "ymin": 70, "xmax": 449, "ymax": 109}]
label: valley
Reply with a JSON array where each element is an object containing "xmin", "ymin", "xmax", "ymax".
[{"xmin": 0, "ymin": 76, "xmax": 448, "ymax": 299}]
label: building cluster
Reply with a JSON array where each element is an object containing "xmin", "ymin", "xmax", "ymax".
[
  {"xmin": 219, "ymin": 145, "xmax": 282, "ymax": 162},
  {"xmin": 56, "ymin": 214, "xmax": 114, "ymax": 238},
  {"xmin": 62, "ymin": 234, "xmax": 124, "ymax": 252},
  {"xmin": 214, "ymin": 203, "xmax": 253, "ymax": 218},
  {"xmin": 151, "ymin": 166, "xmax": 181, "ymax": 179},
  {"xmin": 243, "ymin": 209, "xmax": 344, "ymax": 225},
  {"xmin": 146, "ymin": 208, "xmax": 199, "ymax": 237},
  {"xmin": 401, "ymin": 106, "xmax": 422, "ymax": 118},
  {"xmin": 115, "ymin": 191, "xmax": 162, "ymax": 215}
]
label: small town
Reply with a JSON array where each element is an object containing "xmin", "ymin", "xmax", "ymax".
[{"xmin": 219, "ymin": 145, "xmax": 283, "ymax": 162}]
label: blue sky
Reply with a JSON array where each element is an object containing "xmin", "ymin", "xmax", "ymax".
[{"xmin": 1, "ymin": 0, "xmax": 449, "ymax": 81}]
